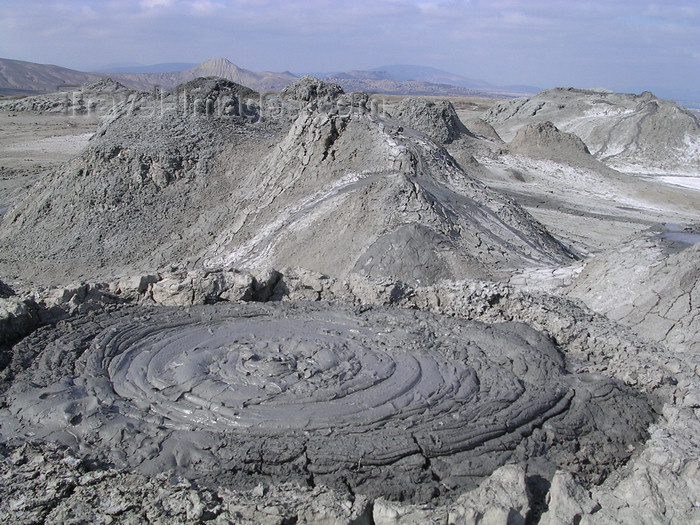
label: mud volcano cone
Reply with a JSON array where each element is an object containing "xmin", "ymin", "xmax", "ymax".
[{"xmin": 0, "ymin": 77, "xmax": 575, "ymax": 286}]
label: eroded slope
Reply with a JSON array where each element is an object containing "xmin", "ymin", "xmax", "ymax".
[
  {"xmin": 0, "ymin": 78, "xmax": 282, "ymax": 284},
  {"xmin": 0, "ymin": 78, "xmax": 575, "ymax": 287},
  {"xmin": 484, "ymin": 88, "xmax": 700, "ymax": 174}
]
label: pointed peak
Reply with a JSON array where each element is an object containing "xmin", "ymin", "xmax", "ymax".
[{"xmin": 198, "ymin": 57, "xmax": 240, "ymax": 69}]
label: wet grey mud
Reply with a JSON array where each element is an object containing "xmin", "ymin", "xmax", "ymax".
[{"xmin": 1, "ymin": 302, "xmax": 654, "ymax": 504}]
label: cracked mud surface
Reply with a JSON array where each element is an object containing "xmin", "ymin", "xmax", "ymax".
[{"xmin": 1, "ymin": 302, "xmax": 654, "ymax": 504}]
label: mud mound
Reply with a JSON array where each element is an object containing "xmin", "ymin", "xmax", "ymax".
[
  {"xmin": 0, "ymin": 80, "xmax": 574, "ymax": 286},
  {"xmin": 463, "ymin": 117, "xmax": 504, "ymax": 143},
  {"xmin": 201, "ymin": 106, "xmax": 576, "ymax": 283},
  {"xmin": 484, "ymin": 88, "xmax": 700, "ymax": 173},
  {"xmin": 0, "ymin": 77, "xmax": 136, "ymax": 114},
  {"xmin": 0, "ymin": 77, "xmax": 281, "ymax": 284},
  {"xmin": 280, "ymin": 75, "xmax": 344, "ymax": 104},
  {"xmin": 567, "ymin": 223, "xmax": 700, "ymax": 352},
  {"xmin": 0, "ymin": 301, "xmax": 654, "ymax": 503},
  {"xmin": 81, "ymin": 78, "xmax": 132, "ymax": 93},
  {"xmin": 508, "ymin": 121, "xmax": 591, "ymax": 162},
  {"xmin": 166, "ymin": 75, "xmax": 258, "ymax": 101},
  {"xmin": 391, "ymin": 97, "xmax": 469, "ymax": 143}
]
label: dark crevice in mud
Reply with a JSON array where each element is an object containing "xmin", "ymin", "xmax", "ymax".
[
  {"xmin": 525, "ymin": 474, "xmax": 551, "ymax": 524},
  {"xmin": 253, "ymin": 270, "xmax": 284, "ymax": 301},
  {"xmin": 201, "ymin": 490, "xmax": 224, "ymax": 522},
  {"xmin": 366, "ymin": 501, "xmax": 376, "ymax": 525},
  {"xmin": 81, "ymin": 454, "xmax": 116, "ymax": 474},
  {"xmin": 412, "ymin": 432, "xmax": 448, "ymax": 501},
  {"xmin": 301, "ymin": 447, "xmax": 316, "ymax": 489},
  {"xmin": 42, "ymin": 484, "xmax": 78, "ymax": 521},
  {"xmin": 428, "ymin": 460, "xmax": 448, "ymax": 501},
  {"xmin": 0, "ymin": 344, "xmax": 12, "ymax": 374},
  {"xmin": 340, "ymin": 475, "xmax": 357, "ymax": 500},
  {"xmin": 321, "ymin": 118, "xmax": 342, "ymax": 161},
  {"xmin": 486, "ymin": 292, "xmax": 503, "ymax": 307}
]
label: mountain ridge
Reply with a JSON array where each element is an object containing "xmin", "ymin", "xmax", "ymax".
[
  {"xmin": 0, "ymin": 57, "xmax": 533, "ymax": 98},
  {"xmin": 95, "ymin": 62, "xmax": 197, "ymax": 74},
  {"xmin": 0, "ymin": 57, "xmax": 297, "ymax": 95},
  {"xmin": 0, "ymin": 57, "xmax": 104, "ymax": 95}
]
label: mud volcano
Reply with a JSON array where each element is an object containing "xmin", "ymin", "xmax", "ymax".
[{"xmin": 3, "ymin": 302, "xmax": 654, "ymax": 503}]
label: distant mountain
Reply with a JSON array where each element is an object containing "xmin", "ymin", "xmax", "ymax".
[
  {"xmin": 179, "ymin": 58, "xmax": 297, "ymax": 92},
  {"xmin": 0, "ymin": 57, "xmax": 298, "ymax": 95},
  {"xmin": 371, "ymin": 65, "xmax": 495, "ymax": 90},
  {"xmin": 502, "ymin": 84, "xmax": 544, "ymax": 94},
  {"xmin": 0, "ymin": 57, "xmax": 103, "ymax": 94},
  {"xmin": 0, "ymin": 57, "xmax": 534, "ymax": 99},
  {"xmin": 97, "ymin": 62, "xmax": 197, "ymax": 74},
  {"xmin": 310, "ymin": 65, "xmax": 496, "ymax": 90},
  {"xmin": 109, "ymin": 58, "xmax": 298, "ymax": 93},
  {"xmin": 321, "ymin": 76, "xmax": 484, "ymax": 97},
  {"xmin": 325, "ymin": 70, "xmax": 393, "ymax": 81},
  {"xmin": 318, "ymin": 65, "xmax": 539, "ymax": 98}
]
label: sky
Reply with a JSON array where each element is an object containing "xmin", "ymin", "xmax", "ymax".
[{"xmin": 1, "ymin": 0, "xmax": 699, "ymax": 102}]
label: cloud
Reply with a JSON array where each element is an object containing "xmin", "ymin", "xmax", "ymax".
[
  {"xmin": 141, "ymin": 0, "xmax": 174, "ymax": 8},
  {"xmin": 188, "ymin": 0, "xmax": 224, "ymax": 14},
  {"xmin": 0, "ymin": 0, "xmax": 698, "ymax": 99}
]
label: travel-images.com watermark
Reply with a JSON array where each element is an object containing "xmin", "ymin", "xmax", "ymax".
[{"xmin": 61, "ymin": 86, "xmax": 391, "ymax": 120}]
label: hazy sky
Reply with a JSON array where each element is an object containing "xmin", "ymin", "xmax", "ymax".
[{"xmin": 1, "ymin": 0, "xmax": 699, "ymax": 100}]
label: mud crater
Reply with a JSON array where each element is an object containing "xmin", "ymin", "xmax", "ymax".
[{"xmin": 1, "ymin": 302, "xmax": 655, "ymax": 503}]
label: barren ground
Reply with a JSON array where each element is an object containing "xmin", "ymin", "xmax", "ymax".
[
  {"xmin": 0, "ymin": 85, "xmax": 699, "ymax": 524},
  {"xmin": 0, "ymin": 112, "xmax": 97, "ymax": 217}
]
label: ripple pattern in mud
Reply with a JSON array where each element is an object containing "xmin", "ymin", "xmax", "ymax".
[
  {"xmin": 85, "ymin": 305, "xmax": 569, "ymax": 450},
  {"xmin": 4, "ymin": 303, "xmax": 655, "ymax": 502}
]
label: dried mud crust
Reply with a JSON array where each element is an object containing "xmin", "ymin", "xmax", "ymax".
[
  {"xmin": 0, "ymin": 441, "xmax": 372, "ymax": 525},
  {"xmin": 1, "ymin": 302, "xmax": 654, "ymax": 504}
]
